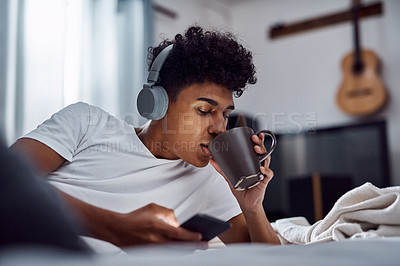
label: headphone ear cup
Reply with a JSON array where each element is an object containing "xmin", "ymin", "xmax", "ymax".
[{"xmin": 137, "ymin": 86, "xmax": 169, "ymax": 120}]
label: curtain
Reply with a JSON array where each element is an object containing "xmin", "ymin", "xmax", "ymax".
[{"xmin": 0, "ymin": 0, "xmax": 153, "ymax": 145}]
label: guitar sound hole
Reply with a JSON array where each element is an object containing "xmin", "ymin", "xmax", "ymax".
[
  {"xmin": 347, "ymin": 87, "xmax": 372, "ymax": 98},
  {"xmin": 352, "ymin": 63, "xmax": 364, "ymax": 75}
]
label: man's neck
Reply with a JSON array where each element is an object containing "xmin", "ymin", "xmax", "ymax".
[{"xmin": 136, "ymin": 121, "xmax": 178, "ymax": 160}]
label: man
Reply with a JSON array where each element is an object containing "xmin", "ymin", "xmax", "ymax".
[{"xmin": 11, "ymin": 26, "xmax": 280, "ymax": 250}]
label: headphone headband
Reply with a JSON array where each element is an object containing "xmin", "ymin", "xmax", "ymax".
[{"xmin": 146, "ymin": 44, "xmax": 174, "ymax": 86}]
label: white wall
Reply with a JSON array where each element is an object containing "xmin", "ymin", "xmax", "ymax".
[
  {"xmin": 153, "ymin": 0, "xmax": 400, "ymax": 185},
  {"xmin": 153, "ymin": 0, "xmax": 232, "ymax": 42}
]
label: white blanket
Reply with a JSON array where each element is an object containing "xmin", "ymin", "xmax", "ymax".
[{"xmin": 272, "ymin": 182, "xmax": 400, "ymax": 244}]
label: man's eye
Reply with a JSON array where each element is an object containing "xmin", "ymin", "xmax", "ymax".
[
  {"xmin": 198, "ymin": 109, "xmax": 211, "ymax": 115},
  {"xmin": 223, "ymin": 113, "xmax": 230, "ymax": 119}
]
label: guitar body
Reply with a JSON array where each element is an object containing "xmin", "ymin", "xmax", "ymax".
[{"xmin": 336, "ymin": 49, "xmax": 387, "ymax": 115}]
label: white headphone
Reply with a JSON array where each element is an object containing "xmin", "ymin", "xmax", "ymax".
[{"xmin": 137, "ymin": 44, "xmax": 174, "ymax": 120}]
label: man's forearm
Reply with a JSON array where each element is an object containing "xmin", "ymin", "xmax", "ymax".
[
  {"xmin": 242, "ymin": 206, "xmax": 280, "ymax": 244},
  {"xmin": 56, "ymin": 191, "xmax": 203, "ymax": 247},
  {"xmin": 58, "ymin": 190, "xmax": 119, "ymax": 245}
]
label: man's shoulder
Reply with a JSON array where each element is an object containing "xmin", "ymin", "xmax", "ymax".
[
  {"xmin": 62, "ymin": 101, "xmax": 90, "ymax": 112},
  {"xmin": 63, "ymin": 102, "xmax": 122, "ymax": 126},
  {"xmin": 63, "ymin": 102, "xmax": 112, "ymax": 114},
  {"xmin": 66, "ymin": 102, "xmax": 108, "ymax": 116}
]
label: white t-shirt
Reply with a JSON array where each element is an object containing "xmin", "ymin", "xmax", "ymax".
[{"xmin": 23, "ymin": 102, "xmax": 241, "ymax": 225}]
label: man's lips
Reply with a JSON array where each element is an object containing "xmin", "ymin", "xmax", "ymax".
[{"xmin": 200, "ymin": 144, "xmax": 211, "ymax": 157}]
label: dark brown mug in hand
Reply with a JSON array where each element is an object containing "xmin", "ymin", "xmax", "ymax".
[{"xmin": 209, "ymin": 127, "xmax": 276, "ymax": 190}]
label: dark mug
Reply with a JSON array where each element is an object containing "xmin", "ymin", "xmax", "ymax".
[{"xmin": 209, "ymin": 127, "xmax": 276, "ymax": 190}]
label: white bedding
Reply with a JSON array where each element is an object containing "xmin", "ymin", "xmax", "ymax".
[
  {"xmin": 1, "ymin": 238, "xmax": 400, "ymax": 266},
  {"xmin": 273, "ymin": 182, "xmax": 400, "ymax": 244}
]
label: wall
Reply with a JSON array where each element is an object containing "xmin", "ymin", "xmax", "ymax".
[
  {"xmin": 153, "ymin": 0, "xmax": 232, "ymax": 42},
  {"xmin": 153, "ymin": 0, "xmax": 400, "ymax": 185}
]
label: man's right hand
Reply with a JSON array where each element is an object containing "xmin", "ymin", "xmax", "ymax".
[{"xmin": 106, "ymin": 203, "xmax": 202, "ymax": 246}]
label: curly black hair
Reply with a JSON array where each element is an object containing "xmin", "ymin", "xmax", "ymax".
[{"xmin": 147, "ymin": 26, "xmax": 257, "ymax": 101}]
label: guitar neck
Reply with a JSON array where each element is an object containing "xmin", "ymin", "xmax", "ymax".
[{"xmin": 352, "ymin": 0, "xmax": 363, "ymax": 73}]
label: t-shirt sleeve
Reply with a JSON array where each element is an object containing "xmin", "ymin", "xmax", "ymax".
[
  {"xmin": 200, "ymin": 167, "xmax": 242, "ymax": 222},
  {"xmin": 22, "ymin": 102, "xmax": 91, "ymax": 162}
]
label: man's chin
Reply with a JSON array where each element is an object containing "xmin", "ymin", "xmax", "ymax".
[{"xmin": 186, "ymin": 157, "xmax": 210, "ymax": 168}]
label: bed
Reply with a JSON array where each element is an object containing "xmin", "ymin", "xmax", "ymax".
[{"xmin": 1, "ymin": 238, "xmax": 400, "ymax": 266}]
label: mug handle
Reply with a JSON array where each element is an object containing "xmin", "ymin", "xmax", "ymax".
[{"xmin": 255, "ymin": 130, "xmax": 277, "ymax": 162}]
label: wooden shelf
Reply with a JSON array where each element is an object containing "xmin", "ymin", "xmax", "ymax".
[{"xmin": 269, "ymin": 1, "xmax": 383, "ymax": 39}]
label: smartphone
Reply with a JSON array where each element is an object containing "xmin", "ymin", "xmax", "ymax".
[{"xmin": 180, "ymin": 214, "xmax": 231, "ymax": 241}]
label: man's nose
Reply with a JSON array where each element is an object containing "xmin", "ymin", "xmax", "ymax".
[{"xmin": 209, "ymin": 116, "xmax": 227, "ymax": 136}]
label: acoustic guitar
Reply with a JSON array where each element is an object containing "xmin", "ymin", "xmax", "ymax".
[{"xmin": 336, "ymin": 0, "xmax": 387, "ymax": 116}]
